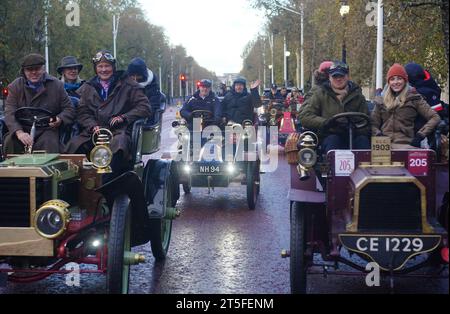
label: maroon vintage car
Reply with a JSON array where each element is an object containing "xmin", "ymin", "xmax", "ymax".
[{"xmin": 284, "ymin": 112, "xmax": 449, "ymax": 294}]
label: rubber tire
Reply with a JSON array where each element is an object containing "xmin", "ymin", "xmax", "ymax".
[
  {"xmin": 149, "ymin": 172, "xmax": 174, "ymax": 261},
  {"xmin": 106, "ymin": 194, "xmax": 131, "ymax": 294},
  {"xmin": 290, "ymin": 201, "xmax": 308, "ymax": 294},
  {"xmin": 246, "ymin": 162, "xmax": 258, "ymax": 210}
]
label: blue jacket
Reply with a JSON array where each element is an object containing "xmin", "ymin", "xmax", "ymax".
[
  {"xmin": 222, "ymin": 85, "xmax": 262, "ymax": 124},
  {"xmin": 180, "ymin": 90, "xmax": 221, "ymax": 125}
]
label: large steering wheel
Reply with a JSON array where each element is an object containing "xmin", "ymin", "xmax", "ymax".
[
  {"xmin": 324, "ymin": 112, "xmax": 370, "ymax": 131},
  {"xmin": 15, "ymin": 107, "xmax": 54, "ymax": 128}
]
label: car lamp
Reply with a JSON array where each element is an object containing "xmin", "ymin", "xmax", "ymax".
[
  {"xmin": 296, "ymin": 132, "xmax": 319, "ymax": 181},
  {"xmin": 298, "ymin": 148, "xmax": 317, "ymax": 168},
  {"xmin": 34, "ymin": 200, "xmax": 71, "ymax": 239},
  {"xmin": 90, "ymin": 128, "xmax": 113, "ymax": 174},
  {"xmin": 183, "ymin": 164, "xmax": 191, "ymax": 173},
  {"xmin": 226, "ymin": 163, "xmax": 236, "ymax": 174}
]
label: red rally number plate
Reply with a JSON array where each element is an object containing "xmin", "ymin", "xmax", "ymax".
[{"xmin": 408, "ymin": 151, "xmax": 429, "ymax": 176}]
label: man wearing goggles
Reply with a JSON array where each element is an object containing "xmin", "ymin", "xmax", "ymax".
[
  {"xmin": 180, "ymin": 79, "xmax": 221, "ymax": 129},
  {"xmin": 299, "ymin": 61, "xmax": 370, "ymax": 152},
  {"xmin": 65, "ymin": 50, "xmax": 151, "ymax": 181}
]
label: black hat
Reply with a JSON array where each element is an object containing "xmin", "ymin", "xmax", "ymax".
[
  {"xmin": 57, "ymin": 56, "xmax": 83, "ymax": 75},
  {"xmin": 271, "ymin": 83, "xmax": 277, "ymax": 89},
  {"xmin": 21, "ymin": 53, "xmax": 45, "ymax": 68},
  {"xmin": 329, "ymin": 61, "xmax": 349, "ymax": 77},
  {"xmin": 199, "ymin": 79, "xmax": 212, "ymax": 88}
]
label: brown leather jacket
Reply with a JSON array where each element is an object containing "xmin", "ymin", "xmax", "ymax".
[
  {"xmin": 4, "ymin": 73, "xmax": 75, "ymax": 153},
  {"xmin": 65, "ymin": 72, "xmax": 151, "ymax": 157}
]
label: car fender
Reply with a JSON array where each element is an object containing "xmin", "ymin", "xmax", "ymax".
[
  {"xmin": 143, "ymin": 159, "xmax": 180, "ymax": 209},
  {"xmin": 95, "ymin": 171, "xmax": 150, "ymax": 246},
  {"xmin": 288, "ymin": 164, "xmax": 325, "ymax": 203}
]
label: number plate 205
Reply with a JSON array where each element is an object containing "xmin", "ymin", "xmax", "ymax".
[{"xmin": 339, "ymin": 234, "xmax": 441, "ymax": 271}]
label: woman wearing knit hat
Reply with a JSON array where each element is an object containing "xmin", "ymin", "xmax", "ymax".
[{"xmin": 371, "ymin": 63, "xmax": 441, "ymax": 149}]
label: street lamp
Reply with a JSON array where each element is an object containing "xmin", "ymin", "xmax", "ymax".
[
  {"xmin": 271, "ymin": 2, "xmax": 304, "ymax": 90},
  {"xmin": 268, "ymin": 64, "xmax": 273, "ymax": 85},
  {"xmin": 285, "ymin": 50, "xmax": 291, "ymax": 86},
  {"xmin": 340, "ymin": 1, "xmax": 350, "ymax": 63}
]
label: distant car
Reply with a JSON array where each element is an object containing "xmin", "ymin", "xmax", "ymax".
[{"xmin": 171, "ymin": 110, "xmax": 261, "ymax": 210}]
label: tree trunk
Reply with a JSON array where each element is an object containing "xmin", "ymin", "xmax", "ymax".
[{"xmin": 441, "ymin": 0, "xmax": 449, "ymax": 63}]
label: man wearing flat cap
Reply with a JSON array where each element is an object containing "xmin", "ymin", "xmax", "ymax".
[{"xmin": 3, "ymin": 53, "xmax": 75, "ymax": 154}]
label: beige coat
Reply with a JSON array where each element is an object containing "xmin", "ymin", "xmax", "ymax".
[{"xmin": 371, "ymin": 88, "xmax": 440, "ymax": 145}]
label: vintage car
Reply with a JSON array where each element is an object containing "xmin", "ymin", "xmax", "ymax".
[
  {"xmin": 258, "ymin": 98, "xmax": 299, "ymax": 146},
  {"xmin": 171, "ymin": 109, "xmax": 260, "ymax": 210},
  {"xmin": 283, "ymin": 112, "xmax": 449, "ymax": 293},
  {"xmin": 0, "ymin": 103, "xmax": 180, "ymax": 294}
]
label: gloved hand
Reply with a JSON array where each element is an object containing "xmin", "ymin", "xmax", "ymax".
[
  {"xmin": 410, "ymin": 133, "xmax": 425, "ymax": 148},
  {"xmin": 109, "ymin": 115, "xmax": 127, "ymax": 129},
  {"xmin": 374, "ymin": 130, "xmax": 384, "ymax": 137}
]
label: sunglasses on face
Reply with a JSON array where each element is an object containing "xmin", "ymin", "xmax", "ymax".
[{"xmin": 92, "ymin": 52, "xmax": 115, "ymax": 63}]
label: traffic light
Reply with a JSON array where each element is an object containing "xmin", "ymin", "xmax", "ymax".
[
  {"xmin": 196, "ymin": 80, "xmax": 201, "ymax": 89},
  {"xmin": 0, "ymin": 78, "xmax": 8, "ymax": 100},
  {"xmin": 1, "ymin": 87, "xmax": 7, "ymax": 99},
  {"xmin": 180, "ymin": 73, "xmax": 186, "ymax": 89}
]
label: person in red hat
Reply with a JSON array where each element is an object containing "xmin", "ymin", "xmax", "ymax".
[{"xmin": 371, "ymin": 63, "xmax": 441, "ymax": 149}]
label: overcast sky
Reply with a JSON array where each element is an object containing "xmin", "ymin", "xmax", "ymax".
[{"xmin": 140, "ymin": 0, "xmax": 266, "ymax": 76}]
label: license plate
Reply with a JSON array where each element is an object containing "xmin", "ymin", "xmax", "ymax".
[
  {"xmin": 199, "ymin": 165, "xmax": 221, "ymax": 174},
  {"xmin": 339, "ymin": 234, "xmax": 441, "ymax": 271}
]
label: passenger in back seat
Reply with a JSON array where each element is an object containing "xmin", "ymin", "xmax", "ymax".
[{"xmin": 371, "ymin": 63, "xmax": 441, "ymax": 149}]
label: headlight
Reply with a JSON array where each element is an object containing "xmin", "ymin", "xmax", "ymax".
[
  {"xmin": 298, "ymin": 148, "xmax": 317, "ymax": 168},
  {"xmin": 226, "ymin": 163, "xmax": 236, "ymax": 174},
  {"xmin": 183, "ymin": 164, "xmax": 191, "ymax": 173},
  {"xmin": 90, "ymin": 145, "xmax": 113, "ymax": 172},
  {"xmin": 34, "ymin": 200, "xmax": 70, "ymax": 239}
]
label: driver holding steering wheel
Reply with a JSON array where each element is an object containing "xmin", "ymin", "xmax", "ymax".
[
  {"xmin": 180, "ymin": 79, "xmax": 221, "ymax": 130},
  {"xmin": 298, "ymin": 61, "xmax": 370, "ymax": 153},
  {"xmin": 3, "ymin": 53, "xmax": 75, "ymax": 154}
]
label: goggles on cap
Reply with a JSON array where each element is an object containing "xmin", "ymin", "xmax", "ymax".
[{"xmin": 93, "ymin": 52, "xmax": 115, "ymax": 63}]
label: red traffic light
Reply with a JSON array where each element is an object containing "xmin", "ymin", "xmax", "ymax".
[
  {"xmin": 179, "ymin": 74, "xmax": 186, "ymax": 81},
  {"xmin": 1, "ymin": 87, "xmax": 7, "ymax": 98},
  {"xmin": 196, "ymin": 80, "xmax": 201, "ymax": 87}
]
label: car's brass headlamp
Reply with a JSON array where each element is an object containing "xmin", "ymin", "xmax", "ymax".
[
  {"xmin": 296, "ymin": 132, "xmax": 319, "ymax": 181},
  {"xmin": 90, "ymin": 128, "xmax": 113, "ymax": 174},
  {"xmin": 34, "ymin": 200, "xmax": 71, "ymax": 239}
]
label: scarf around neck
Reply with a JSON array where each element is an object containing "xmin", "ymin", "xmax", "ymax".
[{"xmin": 332, "ymin": 85, "xmax": 349, "ymax": 102}]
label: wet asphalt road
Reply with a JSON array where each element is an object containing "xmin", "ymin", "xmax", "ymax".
[{"xmin": 1, "ymin": 105, "xmax": 448, "ymax": 294}]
